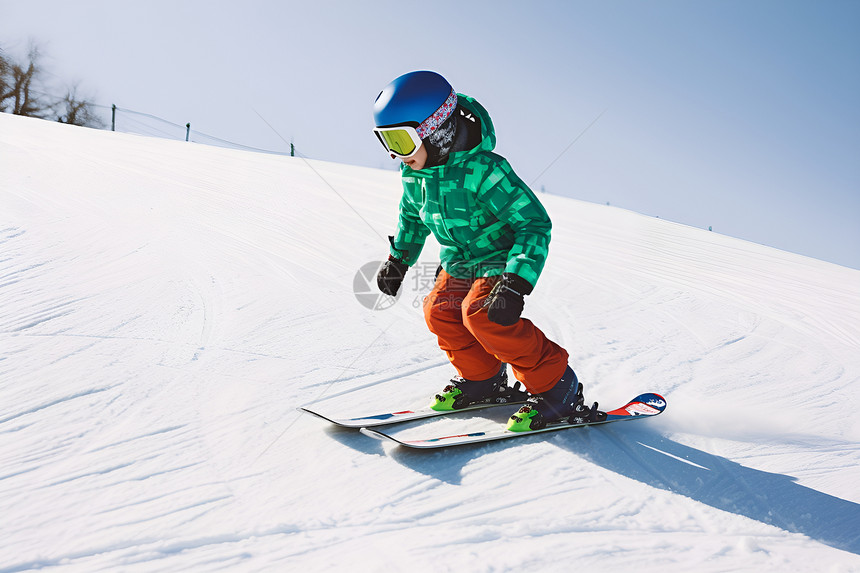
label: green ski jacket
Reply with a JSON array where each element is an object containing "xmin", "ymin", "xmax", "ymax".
[{"xmin": 390, "ymin": 93, "xmax": 552, "ymax": 288}]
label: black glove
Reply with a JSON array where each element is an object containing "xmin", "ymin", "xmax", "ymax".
[
  {"xmin": 377, "ymin": 255, "xmax": 409, "ymax": 296},
  {"xmin": 484, "ymin": 273, "xmax": 534, "ymax": 326}
]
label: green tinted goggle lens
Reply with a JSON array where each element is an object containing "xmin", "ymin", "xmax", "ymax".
[{"xmin": 380, "ymin": 129, "xmax": 417, "ymax": 156}]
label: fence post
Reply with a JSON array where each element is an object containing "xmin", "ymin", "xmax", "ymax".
[
  {"xmin": 111, "ymin": 104, "xmax": 116, "ymax": 131},
  {"xmin": 185, "ymin": 123, "xmax": 191, "ymax": 142}
]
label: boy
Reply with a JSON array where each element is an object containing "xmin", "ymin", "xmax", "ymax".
[{"xmin": 371, "ymin": 71, "xmax": 604, "ymax": 431}]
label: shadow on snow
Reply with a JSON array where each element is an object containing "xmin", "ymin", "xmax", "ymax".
[{"xmin": 371, "ymin": 422, "xmax": 860, "ymax": 555}]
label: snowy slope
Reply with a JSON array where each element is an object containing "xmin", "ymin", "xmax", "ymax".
[{"xmin": 1, "ymin": 112, "xmax": 859, "ymax": 573}]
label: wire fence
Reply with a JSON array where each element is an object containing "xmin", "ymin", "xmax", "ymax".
[
  {"xmin": 81, "ymin": 102, "xmax": 293, "ymax": 157},
  {"xmin": 2, "ymin": 82, "xmax": 293, "ymax": 155},
  {"xmin": 5, "ymin": 84, "xmax": 294, "ymax": 155}
]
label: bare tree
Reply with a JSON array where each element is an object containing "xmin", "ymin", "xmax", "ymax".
[
  {"xmin": 1, "ymin": 41, "xmax": 102, "ymax": 127},
  {"xmin": 56, "ymin": 84, "xmax": 104, "ymax": 127},
  {"xmin": 3, "ymin": 44, "xmax": 49, "ymax": 117},
  {"xmin": 0, "ymin": 47, "xmax": 14, "ymax": 112}
]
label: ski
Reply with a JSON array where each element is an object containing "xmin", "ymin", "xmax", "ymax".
[
  {"xmin": 359, "ymin": 393, "xmax": 666, "ymax": 449},
  {"xmin": 299, "ymin": 397, "xmax": 529, "ymax": 429}
]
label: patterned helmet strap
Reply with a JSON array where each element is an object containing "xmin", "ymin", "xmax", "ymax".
[{"xmin": 416, "ymin": 89, "xmax": 458, "ymax": 140}]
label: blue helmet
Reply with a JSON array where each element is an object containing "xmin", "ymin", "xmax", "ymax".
[{"xmin": 374, "ymin": 71, "xmax": 453, "ymax": 128}]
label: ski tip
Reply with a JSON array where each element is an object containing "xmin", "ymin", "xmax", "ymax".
[
  {"xmin": 299, "ymin": 407, "xmax": 361, "ymax": 427},
  {"xmin": 359, "ymin": 427, "xmax": 388, "ymax": 441},
  {"xmin": 632, "ymin": 393, "xmax": 667, "ymax": 412},
  {"xmin": 298, "ymin": 406, "xmax": 325, "ymax": 419},
  {"xmin": 360, "ymin": 428, "xmax": 425, "ymax": 447},
  {"xmin": 604, "ymin": 393, "xmax": 667, "ymax": 418}
]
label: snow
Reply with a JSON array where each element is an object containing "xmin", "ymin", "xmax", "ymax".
[{"xmin": 1, "ymin": 112, "xmax": 859, "ymax": 572}]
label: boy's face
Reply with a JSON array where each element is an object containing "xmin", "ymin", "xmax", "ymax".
[{"xmin": 400, "ymin": 143, "xmax": 427, "ymax": 170}]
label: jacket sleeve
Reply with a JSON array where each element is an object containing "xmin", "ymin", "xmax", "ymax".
[
  {"xmin": 477, "ymin": 157, "xmax": 551, "ymax": 288},
  {"xmin": 390, "ymin": 178, "xmax": 431, "ymax": 266}
]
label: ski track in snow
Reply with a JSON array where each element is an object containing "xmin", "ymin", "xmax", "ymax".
[{"xmin": 1, "ymin": 114, "xmax": 859, "ymax": 572}]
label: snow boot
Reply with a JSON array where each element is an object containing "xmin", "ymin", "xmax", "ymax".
[
  {"xmin": 507, "ymin": 366, "xmax": 606, "ymax": 431},
  {"xmin": 430, "ymin": 365, "xmax": 528, "ymax": 411}
]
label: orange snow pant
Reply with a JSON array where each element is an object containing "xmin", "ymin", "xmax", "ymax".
[{"xmin": 423, "ymin": 270, "xmax": 569, "ymax": 394}]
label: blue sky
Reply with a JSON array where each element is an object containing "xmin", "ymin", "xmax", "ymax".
[{"xmin": 2, "ymin": 0, "xmax": 858, "ymax": 269}]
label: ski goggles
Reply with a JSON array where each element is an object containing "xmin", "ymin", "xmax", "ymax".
[
  {"xmin": 373, "ymin": 89, "xmax": 459, "ymax": 158},
  {"xmin": 372, "ymin": 124, "xmax": 423, "ymax": 158}
]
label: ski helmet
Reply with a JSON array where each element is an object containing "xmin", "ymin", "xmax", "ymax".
[{"xmin": 373, "ymin": 71, "xmax": 457, "ymax": 136}]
